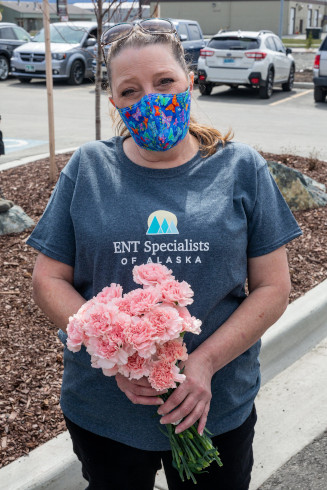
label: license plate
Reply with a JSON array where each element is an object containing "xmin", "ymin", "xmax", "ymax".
[
  {"xmin": 223, "ymin": 58, "xmax": 235, "ymax": 64},
  {"xmin": 25, "ymin": 64, "xmax": 35, "ymax": 72}
]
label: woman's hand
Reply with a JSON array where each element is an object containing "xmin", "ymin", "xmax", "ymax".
[
  {"xmin": 115, "ymin": 374, "xmax": 167, "ymax": 406},
  {"xmin": 157, "ymin": 352, "xmax": 214, "ymax": 435}
]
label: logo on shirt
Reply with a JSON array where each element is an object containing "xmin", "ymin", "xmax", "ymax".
[{"xmin": 146, "ymin": 210, "xmax": 179, "ymax": 235}]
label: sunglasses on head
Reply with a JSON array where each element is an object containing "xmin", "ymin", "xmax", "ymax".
[{"xmin": 100, "ymin": 18, "xmax": 177, "ymax": 48}]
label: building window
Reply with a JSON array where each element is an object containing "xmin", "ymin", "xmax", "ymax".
[
  {"xmin": 314, "ymin": 9, "xmax": 319, "ymax": 27},
  {"xmin": 307, "ymin": 8, "xmax": 312, "ymax": 27}
]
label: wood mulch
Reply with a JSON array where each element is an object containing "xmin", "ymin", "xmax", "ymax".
[
  {"xmin": 0, "ymin": 149, "xmax": 327, "ymax": 469},
  {"xmin": 294, "ymin": 69, "xmax": 313, "ymax": 83}
]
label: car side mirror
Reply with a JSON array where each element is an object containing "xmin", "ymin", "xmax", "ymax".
[
  {"xmin": 286, "ymin": 47, "xmax": 292, "ymax": 55},
  {"xmin": 86, "ymin": 38, "xmax": 97, "ymax": 47},
  {"xmin": 179, "ymin": 34, "xmax": 188, "ymax": 42}
]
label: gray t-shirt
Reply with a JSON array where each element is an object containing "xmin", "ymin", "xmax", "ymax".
[{"xmin": 27, "ymin": 136, "xmax": 301, "ymax": 450}]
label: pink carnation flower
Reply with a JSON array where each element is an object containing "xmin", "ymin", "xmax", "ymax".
[
  {"xmin": 122, "ymin": 287, "xmax": 161, "ymax": 316},
  {"xmin": 177, "ymin": 306, "xmax": 202, "ymax": 335},
  {"xmin": 82, "ymin": 303, "xmax": 119, "ymax": 338},
  {"xmin": 88, "ymin": 336, "xmax": 129, "ymax": 369},
  {"xmin": 157, "ymin": 338, "xmax": 188, "ymax": 363},
  {"xmin": 144, "ymin": 304, "xmax": 182, "ymax": 342},
  {"xmin": 148, "ymin": 359, "xmax": 186, "ymax": 391},
  {"xmin": 66, "ymin": 315, "xmax": 85, "ymax": 352},
  {"xmin": 160, "ymin": 280, "xmax": 194, "ymax": 307},
  {"xmin": 124, "ymin": 317, "xmax": 158, "ymax": 358},
  {"xmin": 102, "ymin": 365, "xmax": 120, "ymax": 377},
  {"xmin": 133, "ymin": 263, "xmax": 174, "ymax": 287},
  {"xmin": 95, "ymin": 283, "xmax": 123, "ymax": 303},
  {"xmin": 119, "ymin": 352, "xmax": 150, "ymax": 380}
]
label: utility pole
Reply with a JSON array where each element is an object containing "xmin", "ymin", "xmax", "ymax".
[
  {"xmin": 42, "ymin": 0, "xmax": 56, "ymax": 183},
  {"xmin": 138, "ymin": 0, "xmax": 142, "ymax": 19},
  {"xmin": 279, "ymin": 0, "xmax": 285, "ymax": 38}
]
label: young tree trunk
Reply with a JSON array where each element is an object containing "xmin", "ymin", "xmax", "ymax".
[{"xmin": 95, "ymin": 1, "xmax": 103, "ymax": 141}]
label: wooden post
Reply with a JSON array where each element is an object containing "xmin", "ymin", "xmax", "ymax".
[
  {"xmin": 279, "ymin": 0, "xmax": 285, "ymax": 38},
  {"xmin": 42, "ymin": 0, "xmax": 56, "ymax": 183}
]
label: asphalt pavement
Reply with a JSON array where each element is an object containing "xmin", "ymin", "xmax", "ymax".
[{"xmin": 258, "ymin": 429, "xmax": 327, "ymax": 489}]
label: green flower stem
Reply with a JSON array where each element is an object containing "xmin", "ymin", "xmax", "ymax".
[{"xmin": 158, "ymin": 389, "xmax": 223, "ymax": 483}]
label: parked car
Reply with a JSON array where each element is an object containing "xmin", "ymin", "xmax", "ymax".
[
  {"xmin": 92, "ymin": 18, "xmax": 206, "ymax": 81},
  {"xmin": 313, "ymin": 36, "xmax": 327, "ymax": 103},
  {"xmin": 0, "ymin": 22, "xmax": 31, "ymax": 81},
  {"xmin": 10, "ymin": 22, "xmax": 98, "ymax": 85},
  {"xmin": 197, "ymin": 30, "xmax": 295, "ymax": 98}
]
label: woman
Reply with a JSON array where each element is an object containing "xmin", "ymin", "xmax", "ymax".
[{"xmin": 27, "ymin": 19, "xmax": 301, "ymax": 490}]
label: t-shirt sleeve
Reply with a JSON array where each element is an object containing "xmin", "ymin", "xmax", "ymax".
[
  {"xmin": 26, "ymin": 172, "xmax": 76, "ymax": 266},
  {"xmin": 247, "ymin": 163, "xmax": 302, "ymax": 258}
]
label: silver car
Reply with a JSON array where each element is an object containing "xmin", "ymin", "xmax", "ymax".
[{"xmin": 10, "ymin": 22, "xmax": 98, "ymax": 85}]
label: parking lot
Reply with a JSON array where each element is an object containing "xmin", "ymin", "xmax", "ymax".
[{"xmin": 0, "ymin": 75, "xmax": 326, "ymax": 164}]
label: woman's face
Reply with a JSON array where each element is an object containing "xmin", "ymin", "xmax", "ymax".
[{"xmin": 110, "ymin": 44, "xmax": 190, "ymax": 109}]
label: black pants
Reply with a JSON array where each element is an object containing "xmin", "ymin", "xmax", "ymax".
[{"xmin": 64, "ymin": 405, "xmax": 256, "ymax": 490}]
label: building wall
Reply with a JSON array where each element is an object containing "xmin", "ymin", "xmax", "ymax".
[
  {"xmin": 1, "ymin": 6, "xmax": 18, "ymax": 25},
  {"xmin": 151, "ymin": 1, "xmax": 327, "ymax": 36},
  {"xmin": 288, "ymin": 1, "xmax": 327, "ymax": 34},
  {"xmin": 1, "ymin": 4, "xmax": 94, "ymax": 33}
]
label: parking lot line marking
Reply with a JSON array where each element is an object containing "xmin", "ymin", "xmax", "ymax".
[{"xmin": 269, "ymin": 89, "xmax": 312, "ymax": 106}]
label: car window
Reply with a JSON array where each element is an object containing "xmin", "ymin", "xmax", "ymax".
[
  {"xmin": 0, "ymin": 27, "xmax": 17, "ymax": 40},
  {"xmin": 33, "ymin": 25, "xmax": 87, "ymax": 44},
  {"xmin": 273, "ymin": 36, "xmax": 285, "ymax": 53},
  {"xmin": 188, "ymin": 24, "xmax": 201, "ymax": 41},
  {"xmin": 265, "ymin": 37, "xmax": 275, "ymax": 51},
  {"xmin": 208, "ymin": 36, "xmax": 260, "ymax": 50},
  {"xmin": 86, "ymin": 28, "xmax": 97, "ymax": 41},
  {"xmin": 13, "ymin": 26, "xmax": 30, "ymax": 42},
  {"xmin": 177, "ymin": 23, "xmax": 189, "ymax": 40},
  {"xmin": 320, "ymin": 37, "xmax": 327, "ymax": 51}
]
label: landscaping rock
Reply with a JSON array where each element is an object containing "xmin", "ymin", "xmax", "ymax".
[
  {"xmin": 0, "ymin": 197, "xmax": 14, "ymax": 213},
  {"xmin": 267, "ymin": 160, "xmax": 327, "ymax": 211},
  {"xmin": 0, "ymin": 204, "xmax": 35, "ymax": 235}
]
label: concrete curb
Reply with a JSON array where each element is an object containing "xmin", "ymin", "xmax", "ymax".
[
  {"xmin": 260, "ymin": 278, "xmax": 327, "ymax": 384},
  {"xmin": 0, "ymin": 147, "xmax": 78, "ymax": 172},
  {"xmin": 1, "ymin": 279, "xmax": 327, "ymax": 489},
  {"xmin": 294, "ymin": 81, "xmax": 314, "ymax": 89}
]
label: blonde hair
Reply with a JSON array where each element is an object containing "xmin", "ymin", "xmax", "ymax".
[{"xmin": 106, "ymin": 26, "xmax": 233, "ymax": 157}]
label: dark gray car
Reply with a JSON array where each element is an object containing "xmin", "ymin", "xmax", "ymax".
[
  {"xmin": 171, "ymin": 19, "xmax": 206, "ymax": 72},
  {"xmin": 0, "ymin": 22, "xmax": 31, "ymax": 81}
]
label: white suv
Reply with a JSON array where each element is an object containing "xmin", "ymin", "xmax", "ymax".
[
  {"xmin": 313, "ymin": 36, "xmax": 327, "ymax": 103},
  {"xmin": 197, "ymin": 30, "xmax": 295, "ymax": 98}
]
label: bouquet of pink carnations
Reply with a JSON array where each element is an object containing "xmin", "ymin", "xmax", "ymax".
[{"xmin": 66, "ymin": 263, "xmax": 222, "ymax": 483}]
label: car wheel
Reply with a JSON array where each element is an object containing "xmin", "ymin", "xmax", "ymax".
[
  {"xmin": 68, "ymin": 60, "xmax": 85, "ymax": 85},
  {"xmin": 314, "ymin": 86, "xmax": 326, "ymax": 103},
  {"xmin": 259, "ymin": 70, "xmax": 274, "ymax": 99},
  {"xmin": 199, "ymin": 83, "xmax": 213, "ymax": 96},
  {"xmin": 18, "ymin": 77, "xmax": 32, "ymax": 83},
  {"xmin": 0, "ymin": 55, "xmax": 9, "ymax": 81},
  {"xmin": 282, "ymin": 65, "xmax": 295, "ymax": 91}
]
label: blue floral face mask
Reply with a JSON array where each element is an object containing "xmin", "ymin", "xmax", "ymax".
[{"xmin": 117, "ymin": 88, "xmax": 191, "ymax": 152}]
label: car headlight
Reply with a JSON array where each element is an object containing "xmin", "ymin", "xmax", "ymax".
[{"xmin": 52, "ymin": 53, "xmax": 66, "ymax": 60}]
